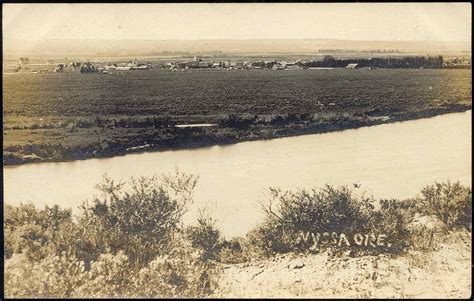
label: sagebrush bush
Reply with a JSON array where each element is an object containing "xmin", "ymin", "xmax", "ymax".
[
  {"xmin": 244, "ymin": 221, "xmax": 294, "ymax": 257},
  {"xmin": 4, "ymin": 251, "xmax": 85, "ymax": 298},
  {"xmin": 363, "ymin": 198, "xmax": 412, "ymax": 253},
  {"xmin": 406, "ymin": 216, "xmax": 448, "ymax": 251},
  {"xmin": 3, "ymin": 204, "xmax": 77, "ymax": 260},
  {"xmin": 75, "ymin": 251, "xmax": 135, "ymax": 297},
  {"xmin": 77, "ymin": 170, "xmax": 198, "ymax": 266},
  {"xmin": 264, "ymin": 186, "xmax": 369, "ymax": 233},
  {"xmin": 418, "ymin": 181, "xmax": 472, "ymax": 230},
  {"xmin": 252, "ymin": 185, "xmax": 414, "ymax": 256},
  {"xmin": 132, "ymin": 247, "xmax": 220, "ymax": 297},
  {"xmin": 186, "ymin": 210, "xmax": 222, "ymax": 261},
  {"xmin": 218, "ymin": 238, "xmax": 250, "ymax": 264},
  {"xmin": 254, "ymin": 186, "xmax": 363, "ymax": 253}
]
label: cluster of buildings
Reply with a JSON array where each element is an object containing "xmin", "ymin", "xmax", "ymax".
[
  {"xmin": 164, "ymin": 55, "xmax": 471, "ymax": 71},
  {"xmin": 12, "ymin": 55, "xmax": 471, "ymax": 74},
  {"xmin": 13, "ymin": 58, "xmax": 152, "ymax": 74},
  {"xmin": 443, "ymin": 57, "xmax": 471, "ymax": 69},
  {"xmin": 78, "ymin": 59, "xmax": 151, "ymax": 73},
  {"xmin": 166, "ymin": 57, "xmax": 308, "ymax": 71}
]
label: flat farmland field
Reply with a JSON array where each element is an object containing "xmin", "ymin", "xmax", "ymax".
[
  {"xmin": 3, "ymin": 69, "xmax": 471, "ymax": 117},
  {"xmin": 3, "ymin": 68, "xmax": 472, "ymax": 165}
]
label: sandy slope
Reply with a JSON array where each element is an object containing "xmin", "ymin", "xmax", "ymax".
[{"xmin": 214, "ymin": 231, "xmax": 471, "ymax": 298}]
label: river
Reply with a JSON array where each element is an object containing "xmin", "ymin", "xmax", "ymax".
[{"xmin": 4, "ymin": 110, "xmax": 471, "ymax": 237}]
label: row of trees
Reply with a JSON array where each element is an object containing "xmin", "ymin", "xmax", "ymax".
[{"xmin": 305, "ymin": 55, "xmax": 444, "ymax": 69}]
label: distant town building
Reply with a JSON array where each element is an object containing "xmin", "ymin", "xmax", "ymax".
[
  {"xmin": 285, "ymin": 64, "xmax": 302, "ymax": 70},
  {"xmin": 272, "ymin": 64, "xmax": 284, "ymax": 70},
  {"xmin": 127, "ymin": 59, "xmax": 138, "ymax": 67}
]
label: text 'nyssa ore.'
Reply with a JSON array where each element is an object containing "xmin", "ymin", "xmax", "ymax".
[{"xmin": 297, "ymin": 231, "xmax": 392, "ymax": 250}]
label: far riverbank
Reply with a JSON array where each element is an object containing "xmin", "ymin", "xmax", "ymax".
[{"xmin": 3, "ymin": 103, "xmax": 471, "ymax": 166}]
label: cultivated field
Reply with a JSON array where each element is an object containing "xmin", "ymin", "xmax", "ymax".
[
  {"xmin": 3, "ymin": 68, "xmax": 472, "ymax": 165},
  {"xmin": 3, "ymin": 68, "xmax": 471, "ymax": 116}
]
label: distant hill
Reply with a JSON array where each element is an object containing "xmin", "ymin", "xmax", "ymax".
[{"xmin": 3, "ymin": 38, "xmax": 471, "ymax": 58}]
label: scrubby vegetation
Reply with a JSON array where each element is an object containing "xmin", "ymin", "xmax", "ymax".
[
  {"xmin": 244, "ymin": 186, "xmax": 409, "ymax": 256},
  {"xmin": 4, "ymin": 177, "xmax": 471, "ymax": 298},
  {"xmin": 4, "ymin": 171, "xmax": 219, "ymax": 298},
  {"xmin": 242, "ymin": 181, "xmax": 471, "ymax": 258}
]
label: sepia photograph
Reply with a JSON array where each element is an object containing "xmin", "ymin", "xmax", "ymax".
[{"xmin": 2, "ymin": 3, "xmax": 472, "ymax": 298}]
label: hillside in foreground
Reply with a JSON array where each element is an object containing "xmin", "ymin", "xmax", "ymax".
[
  {"xmin": 215, "ymin": 230, "xmax": 471, "ymax": 298},
  {"xmin": 4, "ymin": 176, "xmax": 471, "ymax": 298}
]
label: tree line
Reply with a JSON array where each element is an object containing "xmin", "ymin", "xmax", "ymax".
[{"xmin": 304, "ymin": 55, "xmax": 444, "ymax": 69}]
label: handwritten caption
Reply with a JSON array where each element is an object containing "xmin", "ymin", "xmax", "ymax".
[{"xmin": 297, "ymin": 231, "xmax": 392, "ymax": 250}]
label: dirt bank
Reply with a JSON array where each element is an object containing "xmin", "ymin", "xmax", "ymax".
[{"xmin": 214, "ymin": 230, "xmax": 471, "ymax": 298}]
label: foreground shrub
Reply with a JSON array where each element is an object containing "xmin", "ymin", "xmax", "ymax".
[
  {"xmin": 250, "ymin": 185, "xmax": 411, "ymax": 256},
  {"xmin": 5, "ymin": 247, "xmax": 219, "ymax": 298},
  {"xmin": 363, "ymin": 198, "xmax": 412, "ymax": 253},
  {"xmin": 132, "ymin": 247, "xmax": 220, "ymax": 298},
  {"xmin": 255, "ymin": 186, "xmax": 369, "ymax": 253},
  {"xmin": 186, "ymin": 210, "xmax": 222, "ymax": 261},
  {"xmin": 4, "ymin": 252, "xmax": 85, "ymax": 298},
  {"xmin": 405, "ymin": 215, "xmax": 448, "ymax": 250},
  {"xmin": 76, "ymin": 170, "xmax": 199, "ymax": 266},
  {"xmin": 418, "ymin": 181, "xmax": 471, "ymax": 230},
  {"xmin": 185, "ymin": 210, "xmax": 250, "ymax": 264},
  {"xmin": 74, "ymin": 251, "xmax": 135, "ymax": 297},
  {"xmin": 218, "ymin": 238, "xmax": 250, "ymax": 264},
  {"xmin": 4, "ymin": 204, "xmax": 78, "ymax": 260}
]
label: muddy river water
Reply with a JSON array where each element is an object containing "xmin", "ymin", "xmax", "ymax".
[{"xmin": 4, "ymin": 110, "xmax": 471, "ymax": 237}]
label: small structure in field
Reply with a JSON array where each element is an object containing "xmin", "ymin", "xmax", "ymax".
[{"xmin": 345, "ymin": 63, "xmax": 359, "ymax": 69}]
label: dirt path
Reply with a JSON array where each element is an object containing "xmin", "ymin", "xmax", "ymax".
[{"xmin": 214, "ymin": 231, "xmax": 471, "ymax": 298}]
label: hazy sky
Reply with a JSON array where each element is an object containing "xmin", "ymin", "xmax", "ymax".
[{"xmin": 3, "ymin": 3, "xmax": 471, "ymax": 41}]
